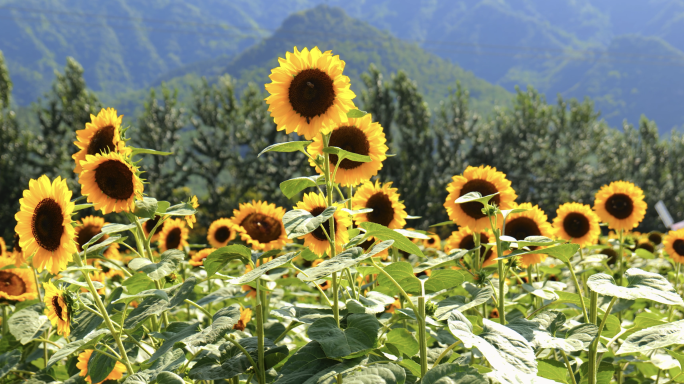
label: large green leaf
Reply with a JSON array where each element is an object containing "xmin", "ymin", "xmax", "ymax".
[
  {"xmin": 283, "ymin": 207, "xmax": 337, "ymax": 239},
  {"xmin": 421, "ymin": 364, "xmax": 488, "ymax": 384},
  {"xmin": 347, "ymin": 109, "xmax": 368, "ymax": 118},
  {"xmin": 434, "ymin": 286, "xmax": 494, "ymax": 321},
  {"xmin": 297, "ymin": 241, "xmax": 392, "ymax": 282},
  {"xmin": 346, "ymin": 291, "xmax": 395, "ymax": 315},
  {"xmin": 122, "ymin": 273, "xmax": 156, "ymax": 294},
  {"xmin": 230, "ymin": 251, "xmax": 298, "ymax": 285},
  {"xmin": 0, "ymin": 350, "xmax": 21, "ymax": 380},
  {"xmin": 148, "ymin": 322, "xmax": 201, "ymax": 363},
  {"xmin": 424, "ymin": 269, "xmax": 465, "ymax": 294},
  {"xmin": 129, "ymin": 249, "xmax": 184, "ymax": 280},
  {"xmin": 536, "ymin": 359, "xmax": 568, "ymax": 384},
  {"xmin": 342, "ymin": 364, "xmax": 407, "ymax": 384},
  {"xmin": 280, "ymin": 176, "xmax": 325, "ymax": 199},
  {"xmin": 259, "ymin": 140, "xmax": 312, "ymax": 157},
  {"xmin": 323, "ymin": 146, "xmax": 372, "ymax": 163},
  {"xmin": 413, "ymin": 250, "xmax": 468, "ymax": 273},
  {"xmin": 134, "ymin": 197, "xmax": 158, "ymax": 219},
  {"xmin": 123, "ymin": 349, "xmax": 186, "ymax": 384},
  {"xmin": 505, "ymin": 314, "xmax": 584, "ymax": 352},
  {"xmin": 271, "ymin": 306, "xmax": 334, "ymax": 324},
  {"xmin": 587, "ymin": 268, "xmax": 683, "ymax": 305},
  {"xmin": 376, "ymin": 262, "xmax": 421, "ymax": 295},
  {"xmin": 181, "ymin": 306, "xmax": 242, "ymax": 352},
  {"xmin": 46, "ymin": 329, "xmax": 109, "ymax": 368},
  {"xmin": 204, "ymin": 245, "xmax": 252, "ymax": 277},
  {"xmin": 101, "ymin": 222, "xmax": 138, "ymax": 234},
  {"xmin": 308, "ymin": 314, "xmax": 380, "ymax": 359},
  {"xmin": 8, "ymin": 303, "xmax": 50, "ymax": 344},
  {"xmin": 164, "ymin": 201, "xmax": 196, "ymax": 216},
  {"xmin": 361, "ymin": 222, "xmax": 425, "ymax": 257},
  {"xmin": 124, "ymin": 278, "xmax": 196, "ymax": 329},
  {"xmin": 617, "ymin": 319, "xmax": 684, "ymax": 354},
  {"xmin": 386, "ymin": 328, "xmax": 419, "ymax": 357},
  {"xmin": 87, "ymin": 346, "xmax": 118, "ymax": 384},
  {"xmin": 454, "ymin": 192, "xmax": 499, "ymax": 205},
  {"xmin": 189, "ymin": 337, "xmax": 288, "ymax": 380},
  {"xmin": 156, "ymin": 372, "xmax": 185, "ymax": 384},
  {"xmin": 274, "ymin": 342, "xmax": 368, "ymax": 384}
]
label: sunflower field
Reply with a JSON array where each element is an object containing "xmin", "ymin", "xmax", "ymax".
[{"xmin": 1, "ymin": 46, "xmax": 684, "ymax": 384}]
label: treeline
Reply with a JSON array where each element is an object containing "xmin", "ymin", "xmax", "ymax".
[{"xmin": 1, "ymin": 55, "xmax": 681, "ymax": 242}]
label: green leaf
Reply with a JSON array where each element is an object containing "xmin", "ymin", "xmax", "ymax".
[
  {"xmin": 342, "ymin": 208, "xmax": 373, "ymax": 215},
  {"xmin": 421, "ymin": 364, "xmax": 488, "ymax": 384},
  {"xmin": 345, "ymin": 291, "xmax": 395, "ymax": 315},
  {"xmin": 347, "ymin": 109, "xmax": 368, "ymax": 118},
  {"xmin": 343, "ymin": 364, "xmax": 406, "ymax": 384},
  {"xmin": 80, "ymin": 235, "xmax": 124, "ymax": 258},
  {"xmin": 635, "ymin": 248, "xmax": 656, "ymax": 259},
  {"xmin": 156, "ymin": 372, "xmax": 185, "ymax": 384},
  {"xmin": 273, "ymin": 341, "xmax": 366, "ymax": 384},
  {"xmin": 537, "ymin": 359, "xmax": 568, "ymax": 384},
  {"xmin": 131, "ymin": 148, "xmax": 173, "ymax": 156},
  {"xmin": 122, "ymin": 273, "xmax": 155, "ymax": 294},
  {"xmin": 361, "ymin": 222, "xmax": 425, "ymax": 257},
  {"xmin": 88, "ymin": 346, "xmax": 118, "ymax": 384},
  {"xmin": 283, "ymin": 207, "xmax": 337, "ymax": 239},
  {"xmin": 429, "ymin": 220, "xmax": 455, "ymax": 228},
  {"xmin": 101, "ymin": 222, "xmax": 137, "ymax": 234},
  {"xmin": 156, "ymin": 201, "xmax": 171, "ymax": 214},
  {"xmin": 129, "ymin": 249, "xmax": 184, "ymax": 280},
  {"xmin": 0, "ymin": 350, "xmax": 21, "ymax": 380},
  {"xmin": 394, "ymin": 228, "xmax": 430, "ymax": 240},
  {"xmin": 148, "ymin": 322, "xmax": 201, "ymax": 362},
  {"xmin": 181, "ymin": 306, "xmax": 242, "ymax": 352},
  {"xmin": 587, "ymin": 268, "xmax": 684, "ymax": 305},
  {"xmin": 454, "ymin": 192, "xmax": 499, "ymax": 205},
  {"xmin": 501, "ymin": 236, "xmax": 561, "ymax": 248},
  {"xmin": 204, "ymin": 245, "xmax": 252, "ymax": 277},
  {"xmin": 424, "ymin": 270, "xmax": 465, "ymax": 294},
  {"xmin": 434, "ymin": 286, "xmax": 494, "ymax": 321},
  {"xmin": 280, "ymin": 176, "xmax": 325, "ymax": 199},
  {"xmin": 164, "ymin": 201, "xmax": 196, "ymax": 216},
  {"xmin": 414, "ymin": 250, "xmax": 468, "ymax": 273},
  {"xmin": 617, "ymin": 319, "xmax": 684, "ymax": 354},
  {"xmin": 536, "ymin": 243, "xmax": 580, "ymax": 264},
  {"xmin": 73, "ymin": 203, "xmax": 93, "ymax": 212},
  {"xmin": 298, "ymin": 241, "xmax": 393, "ymax": 281},
  {"xmin": 271, "ymin": 306, "xmax": 334, "ymax": 324},
  {"xmin": 505, "ymin": 315, "xmax": 585, "ymax": 352},
  {"xmin": 308, "ymin": 314, "xmax": 381, "ymax": 359},
  {"xmin": 259, "ymin": 140, "xmax": 312, "ymax": 157},
  {"xmin": 376, "ymin": 262, "xmax": 422, "ymax": 295},
  {"xmin": 134, "ymin": 196, "xmax": 158, "ymax": 219},
  {"xmin": 323, "ymin": 146, "xmax": 372, "ymax": 163},
  {"xmin": 8, "ymin": 303, "xmax": 50, "ymax": 344},
  {"xmin": 47, "ymin": 329, "xmax": 109, "ymax": 368},
  {"xmin": 122, "ymin": 349, "xmax": 186, "ymax": 384},
  {"xmin": 386, "ymin": 328, "xmax": 419, "ymax": 357},
  {"xmin": 124, "ymin": 278, "xmax": 197, "ymax": 329},
  {"xmin": 230, "ymin": 251, "xmax": 298, "ymax": 285},
  {"xmin": 189, "ymin": 337, "xmax": 288, "ymax": 380}
]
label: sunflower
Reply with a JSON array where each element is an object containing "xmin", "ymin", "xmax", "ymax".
[
  {"xmin": 664, "ymin": 229, "xmax": 684, "ymax": 264},
  {"xmin": 230, "ymin": 201, "xmax": 290, "ymax": 252},
  {"xmin": 0, "ymin": 258, "xmax": 37, "ymax": 302},
  {"xmin": 593, "ymin": 181, "xmax": 647, "ymax": 231},
  {"xmin": 444, "ymin": 227, "xmax": 497, "ymax": 268},
  {"xmin": 0, "ymin": 237, "xmax": 6, "ymax": 261},
  {"xmin": 79, "ymin": 152, "xmax": 144, "ymax": 214},
  {"xmin": 307, "ymin": 114, "xmax": 388, "ymax": 186},
  {"xmin": 10, "ymin": 233, "xmax": 25, "ymax": 266},
  {"xmin": 352, "ymin": 180, "xmax": 407, "ymax": 229},
  {"xmin": 75, "ymin": 216, "xmax": 119, "ymax": 259},
  {"xmin": 504, "ymin": 203, "xmax": 554, "ymax": 268},
  {"xmin": 157, "ymin": 219, "xmax": 189, "ymax": 252},
  {"xmin": 444, "ymin": 166, "xmax": 517, "ymax": 232},
  {"xmin": 552, "ymin": 203, "xmax": 601, "ymax": 247},
  {"xmin": 295, "ymin": 193, "xmax": 351, "ymax": 256},
  {"xmin": 185, "ymin": 195, "xmax": 199, "ymax": 229},
  {"xmin": 15, "ymin": 175, "xmax": 77, "ymax": 275},
  {"xmin": 207, "ymin": 218, "xmax": 236, "ymax": 248},
  {"xmin": 190, "ymin": 248, "xmax": 216, "ymax": 267},
  {"xmin": 142, "ymin": 215, "xmax": 163, "ymax": 242},
  {"xmin": 386, "ymin": 298, "xmax": 401, "ymax": 314},
  {"xmin": 43, "ymin": 282, "xmax": 71, "ymax": 336},
  {"xmin": 648, "ymin": 232, "xmax": 663, "ymax": 246},
  {"xmin": 77, "ymin": 349, "xmax": 127, "ymax": 384},
  {"xmin": 73, "ymin": 108, "xmax": 130, "ymax": 174},
  {"xmin": 265, "ymin": 47, "xmax": 356, "ymax": 140},
  {"xmin": 636, "ymin": 240, "xmax": 655, "ymax": 254},
  {"xmin": 233, "ymin": 307, "xmax": 252, "ymax": 331},
  {"xmin": 423, "ymin": 233, "xmax": 441, "ymax": 250}
]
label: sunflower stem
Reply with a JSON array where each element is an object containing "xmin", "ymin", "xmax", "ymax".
[
  {"xmin": 255, "ymin": 277, "xmax": 266, "ymax": 384},
  {"xmin": 567, "ymin": 259, "xmax": 589, "ymax": 323},
  {"xmin": 561, "ymin": 350, "xmax": 577, "ymax": 384},
  {"xmin": 322, "ymin": 132, "xmax": 340, "ymax": 327},
  {"xmin": 418, "ymin": 296, "xmax": 428, "ymax": 377},
  {"xmin": 669, "ymin": 262, "xmax": 682, "ymax": 321},
  {"xmin": 1, "ymin": 306, "xmax": 8, "ymax": 336},
  {"xmin": 473, "ymin": 232, "xmax": 481, "ymax": 271},
  {"xmin": 617, "ymin": 229, "xmax": 624, "ymax": 286},
  {"xmin": 488, "ymin": 211, "xmax": 506, "ymax": 325}
]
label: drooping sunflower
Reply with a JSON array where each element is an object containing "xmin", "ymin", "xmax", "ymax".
[
  {"xmin": 444, "ymin": 165, "xmax": 517, "ymax": 232},
  {"xmin": 233, "ymin": 307, "xmax": 252, "ymax": 331},
  {"xmin": 15, "ymin": 175, "xmax": 77, "ymax": 275},
  {"xmin": 265, "ymin": 46, "xmax": 356, "ymax": 140},
  {"xmin": 72, "ymin": 108, "xmax": 130, "ymax": 174},
  {"xmin": 295, "ymin": 192, "xmax": 351, "ymax": 256},
  {"xmin": 77, "ymin": 349, "xmax": 127, "ymax": 384},
  {"xmin": 43, "ymin": 281, "xmax": 71, "ymax": 336},
  {"xmin": 79, "ymin": 152, "xmax": 144, "ymax": 214},
  {"xmin": 190, "ymin": 248, "xmax": 216, "ymax": 267},
  {"xmin": 593, "ymin": 181, "xmax": 647, "ymax": 231},
  {"xmin": 352, "ymin": 180, "xmax": 407, "ymax": 229},
  {"xmin": 157, "ymin": 218, "xmax": 189, "ymax": 252},
  {"xmin": 504, "ymin": 202, "xmax": 554, "ymax": 268},
  {"xmin": 75, "ymin": 216, "xmax": 119, "ymax": 259},
  {"xmin": 207, "ymin": 218, "xmax": 236, "ymax": 248},
  {"xmin": 307, "ymin": 114, "xmax": 388, "ymax": 186},
  {"xmin": 664, "ymin": 229, "xmax": 684, "ymax": 264},
  {"xmin": 185, "ymin": 195, "xmax": 200, "ymax": 229},
  {"xmin": 230, "ymin": 201, "xmax": 290, "ymax": 251},
  {"xmin": 0, "ymin": 258, "xmax": 37, "ymax": 302},
  {"xmin": 423, "ymin": 233, "xmax": 441, "ymax": 250},
  {"xmin": 444, "ymin": 227, "xmax": 497, "ymax": 268},
  {"xmin": 552, "ymin": 203, "xmax": 601, "ymax": 247},
  {"xmin": 142, "ymin": 215, "xmax": 163, "ymax": 242}
]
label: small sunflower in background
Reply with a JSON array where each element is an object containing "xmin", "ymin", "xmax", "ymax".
[
  {"xmin": 444, "ymin": 165, "xmax": 517, "ymax": 232},
  {"xmin": 294, "ymin": 192, "xmax": 351, "ymax": 256},
  {"xmin": 0, "ymin": 237, "xmax": 6, "ymax": 261},
  {"xmin": 265, "ymin": 46, "xmax": 356, "ymax": 140},
  {"xmin": 185, "ymin": 195, "xmax": 199, "ymax": 229},
  {"xmin": 207, "ymin": 218, "xmax": 236, "ymax": 248},
  {"xmin": 77, "ymin": 349, "xmax": 127, "ymax": 384},
  {"xmin": 0, "ymin": 258, "xmax": 37, "ymax": 302},
  {"xmin": 352, "ymin": 180, "xmax": 407, "ymax": 229},
  {"xmin": 231, "ymin": 201, "xmax": 290, "ymax": 252},
  {"xmin": 72, "ymin": 108, "xmax": 130, "ymax": 174},
  {"xmin": 15, "ymin": 175, "xmax": 77, "ymax": 274},
  {"xmin": 593, "ymin": 181, "xmax": 647, "ymax": 231},
  {"xmin": 648, "ymin": 231, "xmax": 663, "ymax": 246},
  {"xmin": 10, "ymin": 233, "xmax": 24, "ymax": 266},
  {"xmin": 158, "ymin": 218, "xmax": 189, "ymax": 252},
  {"xmin": 664, "ymin": 228, "xmax": 684, "ymax": 263},
  {"xmin": 636, "ymin": 239, "xmax": 655, "ymax": 253},
  {"xmin": 307, "ymin": 114, "xmax": 388, "ymax": 186},
  {"xmin": 142, "ymin": 215, "xmax": 163, "ymax": 242},
  {"xmin": 190, "ymin": 248, "xmax": 216, "ymax": 267},
  {"xmin": 75, "ymin": 216, "xmax": 119, "ymax": 259},
  {"xmin": 233, "ymin": 307, "xmax": 252, "ymax": 331},
  {"xmin": 423, "ymin": 233, "xmax": 441, "ymax": 250},
  {"xmin": 553, "ymin": 202, "xmax": 601, "ymax": 247},
  {"xmin": 78, "ymin": 152, "xmax": 144, "ymax": 214},
  {"xmin": 504, "ymin": 202, "xmax": 553, "ymax": 268},
  {"xmin": 444, "ymin": 227, "xmax": 497, "ymax": 268},
  {"xmin": 43, "ymin": 281, "xmax": 72, "ymax": 336}
]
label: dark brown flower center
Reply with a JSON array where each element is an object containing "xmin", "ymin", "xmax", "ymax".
[
  {"xmin": 145, "ymin": 216, "xmax": 161, "ymax": 235},
  {"xmin": 214, "ymin": 226, "xmax": 232, "ymax": 243},
  {"xmin": 563, "ymin": 212, "xmax": 590, "ymax": 238},
  {"xmin": 309, "ymin": 206, "xmax": 336, "ymax": 242},
  {"xmin": 77, "ymin": 224, "xmax": 104, "ymax": 252},
  {"xmin": 604, "ymin": 193, "xmax": 634, "ymax": 219},
  {"xmin": 52, "ymin": 295, "xmax": 65, "ymax": 321},
  {"xmin": 458, "ymin": 233, "xmax": 492, "ymax": 259},
  {"xmin": 648, "ymin": 233, "xmax": 662, "ymax": 245},
  {"xmin": 12, "ymin": 233, "xmax": 21, "ymax": 253},
  {"xmin": 505, "ymin": 217, "xmax": 542, "ymax": 250},
  {"xmin": 601, "ymin": 248, "xmax": 618, "ymax": 265},
  {"xmin": 165, "ymin": 228, "xmax": 182, "ymax": 250},
  {"xmin": 0, "ymin": 271, "xmax": 26, "ymax": 297},
  {"xmin": 94, "ymin": 160, "xmax": 134, "ymax": 200},
  {"xmin": 673, "ymin": 239, "xmax": 684, "ymax": 256},
  {"xmin": 288, "ymin": 68, "xmax": 335, "ymax": 122},
  {"xmin": 87, "ymin": 125, "xmax": 116, "ymax": 155},
  {"xmin": 241, "ymin": 213, "xmax": 282, "ymax": 244},
  {"xmin": 365, "ymin": 192, "xmax": 395, "ymax": 227},
  {"xmin": 637, "ymin": 242, "xmax": 655, "ymax": 253},
  {"xmin": 459, "ymin": 179, "xmax": 500, "ymax": 219},
  {"xmin": 328, "ymin": 126, "xmax": 370, "ymax": 170},
  {"xmin": 31, "ymin": 198, "xmax": 64, "ymax": 252},
  {"xmin": 427, "ymin": 237, "xmax": 436, "ymax": 244}
]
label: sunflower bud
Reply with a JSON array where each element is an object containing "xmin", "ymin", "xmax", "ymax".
[
  {"xmin": 481, "ymin": 205, "xmax": 498, "ymax": 217},
  {"xmin": 425, "ymin": 300, "xmax": 438, "ymax": 316}
]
